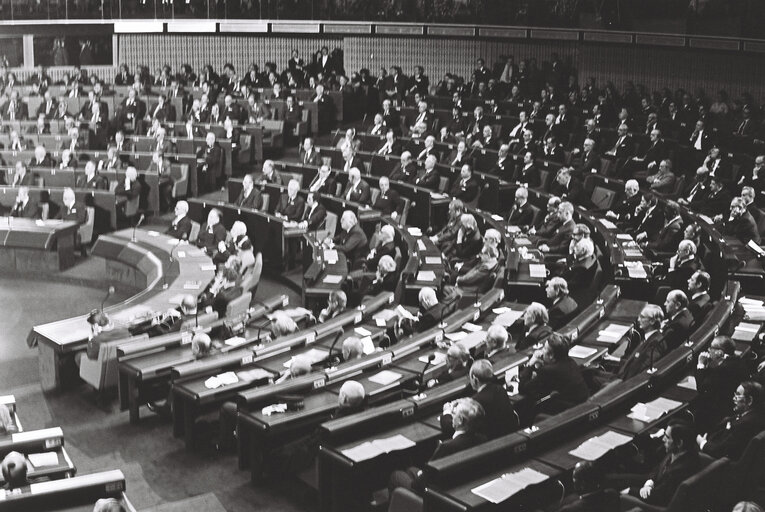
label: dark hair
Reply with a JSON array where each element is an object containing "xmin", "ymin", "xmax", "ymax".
[
  {"xmin": 546, "ymin": 333, "xmax": 569, "ymax": 361},
  {"xmin": 712, "ymin": 335, "xmax": 736, "ymax": 356},
  {"xmin": 741, "ymin": 381, "xmax": 764, "ymax": 410},
  {"xmin": 667, "ymin": 420, "xmax": 697, "ymax": 452}
]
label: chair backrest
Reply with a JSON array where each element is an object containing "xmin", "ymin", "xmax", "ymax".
[
  {"xmin": 171, "ymin": 163, "xmax": 189, "ymax": 198},
  {"xmin": 125, "ymin": 194, "xmax": 140, "ymax": 218},
  {"xmin": 539, "ymin": 168, "xmax": 552, "ymax": 190},
  {"xmin": 667, "ymin": 458, "xmax": 730, "ymax": 512},
  {"xmin": 240, "ymin": 252, "xmax": 263, "ymax": 294},
  {"xmin": 670, "ymin": 175, "xmax": 686, "ymax": 197},
  {"xmin": 399, "ymin": 196, "xmax": 411, "ymax": 225},
  {"xmin": 78, "ymin": 206, "xmax": 96, "ymax": 245},
  {"xmin": 80, "ymin": 334, "xmax": 148, "ymax": 390},
  {"xmin": 41, "ymin": 202, "xmax": 50, "ymax": 220},
  {"xmin": 438, "ymin": 176, "xmax": 450, "ymax": 193},
  {"xmin": 387, "ymin": 487, "xmax": 423, "ymax": 512},
  {"xmin": 320, "ymin": 211, "xmax": 338, "ymax": 240},
  {"xmin": 109, "ymin": 180, "xmax": 118, "ymax": 192},
  {"xmin": 370, "ymin": 187, "xmax": 380, "ymax": 205},
  {"xmin": 282, "ymin": 171, "xmax": 303, "ymax": 188},
  {"xmin": 226, "ymin": 291, "xmax": 252, "ymax": 318},
  {"xmin": 591, "ymin": 186, "xmax": 617, "ymax": 210},
  {"xmin": 529, "ymin": 204, "xmax": 542, "ymax": 227},
  {"xmin": 260, "ymin": 193, "xmax": 270, "ymax": 212},
  {"xmin": 189, "ymin": 220, "xmax": 201, "ymax": 243}
]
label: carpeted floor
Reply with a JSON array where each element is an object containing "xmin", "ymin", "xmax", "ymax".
[{"xmin": 0, "ymin": 269, "xmax": 310, "ymax": 511}]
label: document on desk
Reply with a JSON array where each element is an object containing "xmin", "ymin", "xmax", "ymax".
[
  {"xmin": 569, "ymin": 430, "xmax": 632, "ymax": 461},
  {"xmin": 368, "ymin": 370, "xmax": 402, "ymax": 386},
  {"xmin": 463, "ymin": 322, "xmax": 482, "ymax": 332},
  {"xmin": 628, "ymin": 397, "xmax": 682, "ymax": 422},
  {"xmin": 199, "ymin": 263, "xmax": 217, "ymax": 271},
  {"xmin": 528, "ymin": 264, "xmax": 547, "ymax": 279},
  {"xmin": 677, "ymin": 375, "xmax": 697, "ymax": 391},
  {"xmin": 599, "ymin": 218, "xmax": 617, "ymax": 229},
  {"xmin": 323, "ymin": 249, "xmax": 338, "ymax": 264},
  {"xmin": 322, "ymin": 274, "xmax": 343, "ymax": 284},
  {"xmin": 417, "ymin": 270, "xmax": 437, "ymax": 282},
  {"xmin": 417, "ymin": 239, "xmax": 426, "ymax": 251},
  {"xmin": 569, "ymin": 345, "xmax": 598, "ymax": 359},
  {"xmin": 596, "ymin": 323, "xmax": 631, "ymax": 343},
  {"xmin": 341, "ymin": 434, "xmax": 415, "ymax": 462},
  {"xmin": 739, "ymin": 297, "xmax": 764, "ymax": 306},
  {"xmin": 514, "ymin": 237, "xmax": 532, "ymax": 246},
  {"xmin": 167, "ymin": 294, "xmax": 185, "ymax": 305},
  {"xmin": 625, "ymin": 262, "xmax": 647, "ymax": 279},
  {"xmin": 471, "ymin": 467, "xmax": 549, "ymax": 504},
  {"xmin": 28, "ymin": 452, "xmax": 59, "ymax": 468},
  {"xmin": 217, "ymin": 372, "xmax": 239, "ymax": 385},
  {"xmin": 237, "ymin": 368, "xmax": 273, "ymax": 382},
  {"xmin": 615, "ymin": 233, "xmax": 633, "ymax": 240},
  {"xmin": 374, "ymin": 308, "xmax": 399, "ymax": 327},
  {"xmin": 424, "ymin": 256, "xmax": 442, "ymax": 265},
  {"xmin": 354, "ymin": 326, "xmax": 372, "ymax": 337},
  {"xmin": 445, "ymin": 331, "xmax": 467, "ymax": 342},
  {"xmin": 494, "ymin": 310, "xmax": 524, "ymax": 327},
  {"xmin": 283, "ymin": 348, "xmax": 328, "ymax": 368},
  {"xmin": 184, "ymin": 281, "xmax": 202, "ymax": 290},
  {"xmin": 407, "ymin": 227, "xmax": 422, "ymax": 236},
  {"xmin": 733, "ymin": 322, "xmax": 761, "ymax": 342},
  {"xmin": 224, "ymin": 336, "xmax": 247, "ymax": 347}
]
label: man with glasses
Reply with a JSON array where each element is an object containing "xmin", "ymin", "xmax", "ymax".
[
  {"xmin": 695, "ymin": 336, "xmax": 748, "ymax": 429},
  {"xmin": 697, "ymin": 381, "xmax": 765, "ymax": 459}
]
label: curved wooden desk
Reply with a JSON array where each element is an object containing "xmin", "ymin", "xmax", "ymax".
[
  {"xmin": 28, "ymin": 229, "xmax": 216, "ymax": 391},
  {"xmin": 0, "ymin": 217, "xmax": 79, "ymax": 271}
]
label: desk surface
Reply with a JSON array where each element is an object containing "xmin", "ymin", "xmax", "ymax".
[
  {"xmin": 0, "ymin": 217, "xmax": 79, "ymax": 250},
  {"xmin": 30, "ymin": 229, "xmax": 215, "ymax": 352}
]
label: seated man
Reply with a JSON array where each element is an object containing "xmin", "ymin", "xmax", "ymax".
[
  {"xmin": 342, "ymin": 167, "xmax": 371, "ymax": 205},
  {"xmin": 372, "ymin": 176, "xmax": 405, "ymax": 219},
  {"xmin": 269, "ymin": 310, "xmax": 299, "ymax": 338},
  {"xmin": 659, "ymin": 239, "xmax": 701, "ymax": 293},
  {"xmin": 114, "ymin": 166, "xmax": 142, "ymax": 219},
  {"xmin": 562, "ymin": 238, "xmax": 600, "ymax": 290},
  {"xmin": 166, "ymin": 200, "xmax": 192, "ymax": 241},
  {"xmin": 131, "ymin": 294, "xmax": 198, "ymax": 337},
  {"xmin": 195, "ymin": 208, "xmax": 228, "ymax": 259},
  {"xmin": 413, "ymin": 155, "xmax": 441, "ymax": 191},
  {"xmin": 9, "ymin": 186, "xmax": 41, "ymax": 219},
  {"xmin": 341, "ymin": 336, "xmax": 365, "ymax": 361},
  {"xmin": 274, "ymin": 179, "xmax": 305, "ymax": 222},
  {"xmin": 485, "ymin": 324, "xmax": 511, "ymax": 359},
  {"xmin": 546, "ymin": 276, "xmax": 579, "ymax": 330},
  {"xmin": 258, "ymin": 159, "xmax": 284, "ymax": 186},
  {"xmin": 28, "ymin": 144, "xmax": 53, "ymax": 168},
  {"xmin": 389, "ymin": 151, "xmax": 417, "ymax": 184},
  {"xmin": 687, "ymin": 270, "xmax": 713, "ymax": 324},
  {"xmin": 1, "ymin": 451, "xmax": 28, "ymax": 490},
  {"xmin": 519, "ymin": 333, "xmax": 591, "ymax": 412},
  {"xmin": 616, "ymin": 305, "xmax": 668, "ymax": 380},
  {"xmin": 605, "ymin": 179, "xmax": 641, "ymax": 223},
  {"xmin": 84, "ymin": 310, "xmax": 132, "ymax": 361},
  {"xmin": 538, "ymin": 201, "xmax": 576, "ymax": 255},
  {"xmin": 506, "ymin": 187, "xmax": 535, "ymax": 228},
  {"xmin": 531, "ymin": 196, "xmax": 562, "ymax": 237},
  {"xmin": 198, "ymin": 267, "xmax": 243, "ymax": 317},
  {"xmin": 442, "ymin": 359, "xmax": 519, "ymax": 439},
  {"xmin": 697, "ymin": 381, "xmax": 765, "ymax": 460},
  {"xmin": 449, "ymin": 164, "xmax": 480, "ymax": 204},
  {"xmin": 432, "ymin": 199, "xmax": 465, "ymax": 254},
  {"xmin": 617, "ymin": 420, "xmax": 703, "ymax": 509},
  {"xmin": 645, "ymin": 159, "xmax": 677, "ymax": 194},
  {"xmin": 455, "ymin": 244, "xmax": 500, "ymax": 294},
  {"xmin": 275, "ymin": 355, "xmax": 313, "ymax": 384},
  {"xmin": 716, "ymin": 196, "xmax": 761, "ymax": 244},
  {"xmin": 307, "ymin": 164, "xmax": 335, "ymax": 195},
  {"xmin": 56, "ymin": 187, "xmax": 87, "ymax": 225},
  {"xmin": 299, "ymin": 193, "xmax": 327, "ymax": 231},
  {"xmin": 515, "ymin": 302, "xmax": 554, "ymax": 351},
  {"xmin": 695, "ymin": 335, "xmax": 748, "ymax": 429},
  {"xmin": 448, "ymin": 213, "xmax": 483, "ymax": 264},
  {"xmin": 318, "ymin": 290, "xmax": 347, "ymax": 323},
  {"xmin": 549, "ymin": 167, "xmax": 587, "ymax": 207},
  {"xmin": 9, "ymin": 162, "xmax": 36, "ymax": 187},
  {"xmin": 330, "ymin": 210, "xmax": 368, "ymax": 270},
  {"xmin": 434, "ymin": 342, "xmax": 471, "ymax": 384},
  {"xmin": 234, "ymin": 173, "xmax": 263, "ymax": 210},
  {"xmin": 416, "ymin": 287, "xmax": 445, "ymax": 332},
  {"xmin": 389, "ymin": 397, "xmax": 486, "ymax": 493},
  {"xmin": 661, "ymin": 289, "xmax": 694, "ymax": 350},
  {"xmin": 365, "ymin": 225, "xmax": 396, "ymax": 272}
]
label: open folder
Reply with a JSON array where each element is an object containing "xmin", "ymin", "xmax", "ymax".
[
  {"xmin": 341, "ymin": 434, "xmax": 416, "ymax": 462},
  {"xmin": 471, "ymin": 467, "xmax": 549, "ymax": 504}
]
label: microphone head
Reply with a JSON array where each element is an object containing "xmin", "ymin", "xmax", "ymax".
[
  {"xmin": 428, "ymin": 354, "xmax": 436, "ymax": 362},
  {"xmin": 108, "ymin": 285, "xmax": 115, "ymax": 295}
]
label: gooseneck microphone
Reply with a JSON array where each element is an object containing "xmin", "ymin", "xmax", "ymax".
[
  {"xmin": 418, "ymin": 353, "xmax": 436, "ymax": 391},
  {"xmin": 101, "ymin": 285, "xmax": 115, "ymax": 313},
  {"xmin": 131, "ymin": 213, "xmax": 145, "ymax": 243}
]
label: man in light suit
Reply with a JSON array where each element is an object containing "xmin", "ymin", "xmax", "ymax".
[{"xmin": 342, "ymin": 167, "xmax": 371, "ymax": 205}]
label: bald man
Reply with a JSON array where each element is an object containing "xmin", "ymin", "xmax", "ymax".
[
  {"xmin": 166, "ymin": 200, "xmax": 192, "ymax": 240},
  {"xmin": 56, "ymin": 187, "xmax": 87, "ymax": 224}
]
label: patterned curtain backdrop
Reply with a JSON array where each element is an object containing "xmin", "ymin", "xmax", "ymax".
[
  {"xmin": 343, "ymin": 36, "xmax": 578, "ymax": 84},
  {"xmin": 118, "ymin": 35, "xmax": 343, "ymax": 76}
]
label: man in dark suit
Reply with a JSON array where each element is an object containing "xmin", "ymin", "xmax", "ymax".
[
  {"xmin": 539, "ymin": 201, "xmax": 576, "ymax": 255},
  {"xmin": 414, "ymin": 135, "xmax": 439, "ymax": 162},
  {"xmin": 197, "ymin": 132, "xmax": 223, "ymax": 194},
  {"xmin": 380, "ymin": 99, "xmax": 400, "ymax": 135},
  {"xmin": 196, "ymin": 208, "xmax": 228, "ymax": 257},
  {"xmin": 695, "ymin": 176, "xmax": 731, "ymax": 218},
  {"xmin": 313, "ymin": 84, "xmax": 335, "ymax": 135},
  {"xmin": 563, "ymin": 238, "xmax": 601, "ymax": 290},
  {"xmin": 571, "ymin": 138, "xmax": 601, "ymax": 178},
  {"xmin": 307, "ymin": 164, "xmax": 336, "ymax": 196},
  {"xmin": 620, "ymin": 128, "xmax": 667, "ymax": 178},
  {"xmin": 166, "ymin": 200, "xmax": 193, "ymax": 241},
  {"xmin": 642, "ymin": 203, "xmax": 684, "ymax": 255},
  {"xmin": 487, "ymin": 143, "xmax": 511, "ymax": 177},
  {"xmin": 541, "ymin": 136, "xmax": 564, "ymax": 164},
  {"xmin": 695, "ymin": 336, "xmax": 749, "ymax": 429},
  {"xmin": 28, "ymin": 145, "xmax": 54, "ymax": 169},
  {"xmin": 408, "ymin": 100, "xmax": 432, "ymax": 136},
  {"xmin": 340, "ymin": 144, "xmax": 364, "ymax": 175},
  {"xmin": 511, "ymin": 129, "xmax": 538, "ymax": 157},
  {"xmin": 299, "ymin": 193, "xmax": 326, "ymax": 231},
  {"xmin": 331, "ymin": 210, "xmax": 369, "ymax": 270},
  {"xmin": 258, "ymin": 159, "xmax": 284, "ymax": 186},
  {"xmin": 10, "ymin": 187, "xmax": 41, "ymax": 219},
  {"xmin": 546, "ymin": 277, "xmax": 579, "ymax": 330},
  {"xmin": 604, "ymin": 123, "xmax": 633, "ymax": 163},
  {"xmin": 661, "ymin": 290, "xmax": 695, "ymax": 350},
  {"xmin": 234, "ymin": 174, "xmax": 262, "ymax": 211},
  {"xmin": 718, "ymin": 197, "xmax": 761, "ymax": 244},
  {"xmin": 389, "ymin": 151, "xmax": 417, "ymax": 184},
  {"xmin": 299, "ymin": 137, "xmax": 321, "ymax": 166},
  {"xmin": 147, "ymin": 94, "xmax": 174, "ymax": 123},
  {"xmin": 372, "ymin": 177, "xmax": 405, "ymax": 219},
  {"xmin": 342, "ymin": 167, "xmax": 371, "ymax": 205},
  {"xmin": 688, "ymin": 119, "xmax": 713, "ymax": 153},
  {"xmin": 513, "ymin": 151, "xmax": 541, "ymax": 187},
  {"xmin": 376, "ymin": 129, "xmax": 402, "ymax": 157},
  {"xmin": 507, "ymin": 186, "xmax": 535, "ymax": 228},
  {"xmin": 2, "ymin": 91, "xmax": 28, "ymax": 120},
  {"xmin": 449, "ymin": 165, "xmax": 480, "ymax": 204},
  {"xmin": 36, "ymin": 91, "xmax": 58, "ymax": 120},
  {"xmin": 659, "ymin": 239, "xmax": 701, "ymax": 294},
  {"xmin": 77, "ymin": 161, "xmax": 108, "ymax": 190},
  {"xmin": 606, "ymin": 179, "xmax": 641, "ymax": 223},
  {"xmin": 520, "ymin": 333, "xmax": 590, "ymax": 411},
  {"xmin": 619, "ymin": 420, "xmax": 703, "ymax": 509},
  {"xmin": 274, "ymin": 180, "xmax": 305, "ymax": 222},
  {"xmin": 549, "ymin": 168, "xmax": 587, "ymax": 207},
  {"xmin": 414, "ymin": 155, "xmax": 441, "ymax": 191},
  {"xmin": 55, "ymin": 188, "xmax": 87, "ymax": 225},
  {"xmin": 617, "ymin": 305, "xmax": 668, "ymax": 380},
  {"xmin": 628, "ymin": 194, "xmax": 664, "ymax": 240},
  {"xmin": 698, "ymin": 381, "xmax": 765, "ymax": 460},
  {"xmin": 283, "ymin": 96, "xmax": 303, "ymax": 140},
  {"xmin": 120, "ymin": 88, "xmax": 147, "ymax": 128},
  {"xmin": 687, "ymin": 270, "xmax": 712, "ymax": 325}
]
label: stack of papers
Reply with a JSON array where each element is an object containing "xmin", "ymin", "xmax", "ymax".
[
  {"xmin": 599, "ymin": 219, "xmax": 617, "ymax": 229},
  {"xmin": 596, "ymin": 323, "xmax": 631, "ymax": 344},
  {"xmin": 471, "ymin": 468, "xmax": 549, "ymax": 504},
  {"xmin": 677, "ymin": 375, "xmax": 697, "ymax": 391},
  {"xmin": 569, "ymin": 345, "xmax": 598, "ymax": 359},
  {"xmin": 224, "ymin": 336, "xmax": 247, "ymax": 347},
  {"xmin": 373, "ymin": 309, "xmax": 399, "ymax": 327},
  {"xmin": 395, "ymin": 305, "xmax": 418, "ymax": 321},
  {"xmin": 236, "ymin": 368, "xmax": 273, "ymax": 382},
  {"xmin": 283, "ymin": 348, "xmax": 328, "ymax": 368},
  {"xmin": 528, "ymin": 264, "xmax": 547, "ymax": 279},
  {"xmin": 624, "ymin": 248, "xmax": 644, "ymax": 259},
  {"xmin": 732, "ymin": 322, "xmax": 761, "ymax": 342},
  {"xmin": 417, "ymin": 270, "xmax": 437, "ymax": 282},
  {"xmin": 491, "ymin": 214, "xmax": 504, "ymax": 222},
  {"xmin": 204, "ymin": 372, "xmax": 239, "ymax": 389},
  {"xmin": 740, "ymin": 298, "xmax": 765, "ymax": 321},
  {"xmin": 494, "ymin": 310, "xmax": 524, "ymax": 327},
  {"xmin": 624, "ymin": 261, "xmax": 647, "ymax": 279},
  {"xmin": 460, "ymin": 331, "xmax": 488, "ymax": 351},
  {"xmin": 445, "ymin": 331, "xmax": 468, "ymax": 342},
  {"xmin": 616, "ymin": 233, "xmax": 633, "ymax": 241},
  {"xmin": 463, "ymin": 322, "xmax": 482, "ymax": 332},
  {"xmin": 407, "ymin": 227, "xmax": 422, "ymax": 236},
  {"xmin": 628, "ymin": 397, "xmax": 682, "ymax": 423},
  {"xmin": 569, "ymin": 431, "xmax": 632, "ymax": 461},
  {"xmin": 28, "ymin": 452, "xmax": 59, "ymax": 468},
  {"xmin": 417, "ymin": 240, "xmax": 426, "ymax": 251},
  {"xmin": 424, "ymin": 256, "xmax": 442, "ymax": 265},
  {"xmin": 322, "ymin": 274, "xmax": 343, "ymax": 284},
  {"xmin": 514, "ymin": 237, "xmax": 532, "ymax": 246},
  {"xmin": 355, "ymin": 326, "xmax": 372, "ymax": 337},
  {"xmin": 323, "ymin": 249, "xmax": 339, "ymax": 264},
  {"xmin": 341, "ymin": 434, "xmax": 415, "ymax": 462},
  {"xmin": 368, "ymin": 370, "xmax": 402, "ymax": 386}
]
